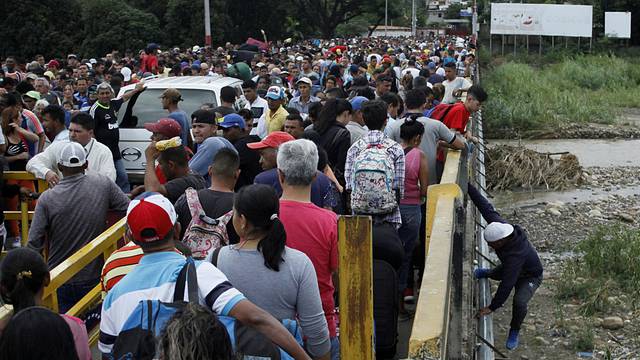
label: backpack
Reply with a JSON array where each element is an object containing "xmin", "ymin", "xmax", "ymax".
[
  {"xmin": 111, "ymin": 257, "xmax": 199, "ymax": 360},
  {"xmin": 350, "ymin": 142, "xmax": 397, "ymax": 215},
  {"xmin": 426, "ymin": 103, "xmax": 455, "ymax": 121},
  {"xmin": 182, "ymin": 188, "xmax": 233, "ymax": 261},
  {"xmin": 211, "ymin": 248, "xmax": 304, "ymax": 360}
]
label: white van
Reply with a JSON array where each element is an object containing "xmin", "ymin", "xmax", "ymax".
[{"xmin": 116, "ymin": 75, "xmax": 243, "ymax": 182}]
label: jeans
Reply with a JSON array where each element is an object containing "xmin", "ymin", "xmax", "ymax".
[
  {"xmin": 397, "ymin": 204, "xmax": 421, "ymax": 291},
  {"xmin": 488, "ymin": 265, "xmax": 543, "ymax": 330},
  {"xmin": 330, "ymin": 336, "xmax": 340, "ymax": 360},
  {"xmin": 57, "ymin": 277, "xmax": 99, "ymax": 314},
  {"xmin": 114, "ymin": 159, "xmax": 130, "ymax": 193}
]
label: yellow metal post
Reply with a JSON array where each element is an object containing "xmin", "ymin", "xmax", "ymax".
[
  {"xmin": 20, "ymin": 201, "xmax": 29, "ymax": 245},
  {"xmin": 338, "ymin": 216, "xmax": 374, "ymax": 360}
]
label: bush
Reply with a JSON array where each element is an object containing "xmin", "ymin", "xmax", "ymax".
[{"xmin": 482, "ymin": 54, "xmax": 640, "ymax": 133}]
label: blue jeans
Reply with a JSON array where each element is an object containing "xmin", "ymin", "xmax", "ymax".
[
  {"xmin": 397, "ymin": 204, "xmax": 422, "ymax": 291},
  {"xmin": 57, "ymin": 277, "xmax": 99, "ymax": 314},
  {"xmin": 114, "ymin": 159, "xmax": 130, "ymax": 193},
  {"xmin": 330, "ymin": 336, "xmax": 340, "ymax": 360}
]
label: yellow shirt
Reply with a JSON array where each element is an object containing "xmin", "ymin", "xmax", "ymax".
[{"xmin": 266, "ymin": 106, "xmax": 289, "ymax": 134}]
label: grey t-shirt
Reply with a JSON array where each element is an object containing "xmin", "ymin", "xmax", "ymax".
[
  {"xmin": 27, "ymin": 173, "xmax": 130, "ymax": 283},
  {"xmin": 386, "ymin": 114, "xmax": 456, "ymax": 185},
  {"xmin": 217, "ymin": 246, "xmax": 331, "ymax": 357}
]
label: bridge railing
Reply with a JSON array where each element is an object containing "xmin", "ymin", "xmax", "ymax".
[
  {"xmin": 2, "ymin": 171, "xmax": 48, "ymax": 246},
  {"xmin": 409, "ymin": 148, "xmax": 466, "ymax": 359}
]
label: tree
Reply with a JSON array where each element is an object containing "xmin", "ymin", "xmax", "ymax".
[
  {"xmin": 0, "ymin": 0, "xmax": 83, "ymax": 58},
  {"xmin": 163, "ymin": 0, "xmax": 232, "ymax": 48},
  {"xmin": 444, "ymin": 3, "xmax": 464, "ymax": 19},
  {"xmin": 81, "ymin": 0, "xmax": 161, "ymax": 57},
  {"xmin": 292, "ymin": 0, "xmax": 370, "ymax": 38}
]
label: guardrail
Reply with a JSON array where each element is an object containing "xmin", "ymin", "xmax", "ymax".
[
  {"xmin": 409, "ymin": 148, "xmax": 465, "ymax": 359},
  {"xmin": 2, "ymin": 171, "xmax": 48, "ymax": 245},
  {"xmin": 0, "ymin": 217, "xmax": 126, "ymax": 346}
]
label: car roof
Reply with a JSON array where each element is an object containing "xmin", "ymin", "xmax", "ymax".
[{"xmin": 118, "ymin": 75, "xmax": 242, "ymax": 94}]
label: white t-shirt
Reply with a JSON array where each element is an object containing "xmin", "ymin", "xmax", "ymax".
[
  {"xmin": 402, "ymin": 67, "xmax": 421, "ymax": 79},
  {"xmin": 442, "ymin": 77, "xmax": 472, "ymax": 104}
]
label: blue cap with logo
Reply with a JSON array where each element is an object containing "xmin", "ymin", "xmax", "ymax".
[
  {"xmin": 265, "ymin": 86, "xmax": 286, "ymax": 100},
  {"xmin": 218, "ymin": 113, "xmax": 246, "ymax": 129}
]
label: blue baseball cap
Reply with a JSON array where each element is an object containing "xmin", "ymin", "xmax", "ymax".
[
  {"xmin": 427, "ymin": 62, "xmax": 436, "ymax": 70},
  {"xmin": 218, "ymin": 113, "xmax": 246, "ymax": 129},
  {"xmin": 350, "ymin": 96, "xmax": 369, "ymax": 111},
  {"xmin": 265, "ymin": 86, "xmax": 286, "ymax": 100},
  {"xmin": 349, "ymin": 64, "xmax": 359, "ymax": 74}
]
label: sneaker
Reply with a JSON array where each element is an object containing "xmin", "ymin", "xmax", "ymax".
[
  {"xmin": 474, "ymin": 267, "xmax": 491, "ymax": 279},
  {"xmin": 403, "ymin": 288, "xmax": 415, "ymax": 303},
  {"xmin": 506, "ymin": 329, "xmax": 520, "ymax": 350}
]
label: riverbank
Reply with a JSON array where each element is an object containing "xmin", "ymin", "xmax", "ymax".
[{"xmin": 488, "ymin": 162, "xmax": 640, "ymax": 359}]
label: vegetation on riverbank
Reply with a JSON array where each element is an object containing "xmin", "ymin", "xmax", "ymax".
[
  {"xmin": 556, "ymin": 225, "xmax": 640, "ymax": 316},
  {"xmin": 481, "ymin": 53, "xmax": 640, "ymax": 135}
]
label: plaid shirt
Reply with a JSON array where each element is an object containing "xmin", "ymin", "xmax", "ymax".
[{"xmin": 345, "ymin": 130, "xmax": 405, "ymax": 228}]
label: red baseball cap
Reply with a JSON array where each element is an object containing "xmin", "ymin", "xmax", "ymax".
[
  {"xmin": 144, "ymin": 118, "xmax": 182, "ymax": 138},
  {"xmin": 46, "ymin": 60, "xmax": 60, "ymax": 69},
  {"xmin": 247, "ymin": 131, "xmax": 295, "ymax": 150},
  {"xmin": 126, "ymin": 192, "xmax": 177, "ymax": 243}
]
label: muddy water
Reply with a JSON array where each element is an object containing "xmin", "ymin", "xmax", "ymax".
[
  {"xmin": 489, "ymin": 139, "xmax": 640, "ymax": 167},
  {"xmin": 489, "ymin": 138, "xmax": 640, "ymax": 207}
]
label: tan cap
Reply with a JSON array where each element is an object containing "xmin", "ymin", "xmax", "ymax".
[{"xmin": 160, "ymin": 88, "xmax": 182, "ymax": 102}]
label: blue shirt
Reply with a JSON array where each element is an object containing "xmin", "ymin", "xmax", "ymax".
[
  {"xmin": 254, "ymin": 168, "xmax": 338, "ymax": 209},
  {"xmin": 188, "ymin": 136, "xmax": 237, "ymax": 185},
  {"xmin": 168, "ymin": 110, "xmax": 190, "ymax": 145}
]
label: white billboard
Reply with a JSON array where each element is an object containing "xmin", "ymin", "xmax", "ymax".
[
  {"xmin": 605, "ymin": 12, "xmax": 631, "ymax": 39},
  {"xmin": 490, "ymin": 3, "xmax": 593, "ymax": 37}
]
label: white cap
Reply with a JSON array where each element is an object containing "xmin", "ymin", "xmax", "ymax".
[
  {"xmin": 192, "ymin": 45, "xmax": 201, "ymax": 53},
  {"xmin": 89, "ymin": 58, "xmax": 97, "ymax": 64},
  {"xmin": 484, "ymin": 222, "xmax": 514, "ymax": 242},
  {"xmin": 58, "ymin": 142, "xmax": 86, "ymax": 168},
  {"xmin": 120, "ymin": 67, "xmax": 132, "ymax": 82},
  {"xmin": 296, "ymin": 77, "xmax": 312, "ymax": 86}
]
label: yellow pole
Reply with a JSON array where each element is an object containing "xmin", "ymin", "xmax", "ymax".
[
  {"xmin": 338, "ymin": 216, "xmax": 374, "ymax": 360},
  {"xmin": 20, "ymin": 201, "xmax": 29, "ymax": 246}
]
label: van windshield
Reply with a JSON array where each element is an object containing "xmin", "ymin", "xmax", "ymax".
[{"xmin": 118, "ymin": 88, "xmax": 217, "ymax": 128}]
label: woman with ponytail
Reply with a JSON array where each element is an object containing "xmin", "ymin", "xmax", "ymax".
[
  {"xmin": 215, "ymin": 184, "xmax": 331, "ymax": 360},
  {"xmin": 0, "ymin": 248, "xmax": 91, "ymax": 360}
]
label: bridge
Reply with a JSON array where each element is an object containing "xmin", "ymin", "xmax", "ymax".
[{"xmin": 0, "ymin": 77, "xmax": 498, "ymax": 360}]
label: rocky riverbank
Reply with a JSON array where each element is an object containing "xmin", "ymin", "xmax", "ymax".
[
  {"xmin": 486, "ymin": 122, "xmax": 640, "ymax": 140},
  {"xmin": 487, "ymin": 165, "xmax": 640, "ymax": 359}
]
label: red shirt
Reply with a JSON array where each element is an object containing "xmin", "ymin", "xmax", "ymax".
[
  {"xmin": 437, "ymin": 102, "xmax": 470, "ymax": 162},
  {"xmin": 279, "ymin": 200, "xmax": 339, "ymax": 337}
]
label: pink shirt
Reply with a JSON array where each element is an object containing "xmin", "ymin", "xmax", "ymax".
[
  {"xmin": 62, "ymin": 314, "xmax": 91, "ymax": 360},
  {"xmin": 279, "ymin": 200, "xmax": 338, "ymax": 337},
  {"xmin": 401, "ymin": 148, "xmax": 423, "ymax": 205}
]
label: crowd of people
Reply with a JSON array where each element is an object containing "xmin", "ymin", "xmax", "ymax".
[{"xmin": 0, "ymin": 33, "xmax": 543, "ymax": 359}]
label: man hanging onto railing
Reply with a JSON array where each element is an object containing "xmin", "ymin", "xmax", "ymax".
[{"xmin": 468, "ymin": 183, "xmax": 543, "ymax": 351}]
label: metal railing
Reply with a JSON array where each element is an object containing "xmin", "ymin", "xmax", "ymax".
[
  {"xmin": 2, "ymin": 171, "xmax": 48, "ymax": 245},
  {"xmin": 0, "ymin": 217, "xmax": 126, "ymax": 346}
]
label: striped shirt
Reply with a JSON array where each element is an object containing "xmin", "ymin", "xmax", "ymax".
[
  {"xmin": 98, "ymin": 251, "xmax": 245, "ymax": 354},
  {"xmin": 100, "ymin": 242, "xmax": 144, "ymax": 294}
]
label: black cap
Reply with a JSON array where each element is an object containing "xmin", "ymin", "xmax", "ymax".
[{"xmin": 191, "ymin": 109, "xmax": 216, "ymax": 124}]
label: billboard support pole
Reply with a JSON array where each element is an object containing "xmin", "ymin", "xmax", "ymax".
[
  {"xmin": 514, "ymin": 35, "xmax": 517, "ymax": 56},
  {"xmin": 501, "ymin": 35, "xmax": 505, "ymax": 56},
  {"xmin": 539, "ymin": 36, "xmax": 542, "ymax": 56},
  {"xmin": 565, "ymin": 36, "xmax": 568, "ymax": 49},
  {"xmin": 552, "ymin": 36, "xmax": 555, "ymax": 49},
  {"xmin": 490, "ymin": 35, "xmax": 493, "ymax": 55},
  {"xmin": 526, "ymin": 35, "xmax": 529, "ymax": 53},
  {"xmin": 589, "ymin": 37, "xmax": 592, "ymax": 52},
  {"xmin": 578, "ymin": 37, "xmax": 581, "ymax": 52}
]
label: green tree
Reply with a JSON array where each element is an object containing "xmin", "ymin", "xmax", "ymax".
[
  {"xmin": 164, "ymin": 0, "xmax": 232, "ymax": 48},
  {"xmin": 0, "ymin": 0, "xmax": 83, "ymax": 58},
  {"xmin": 334, "ymin": 0, "xmax": 402, "ymax": 37},
  {"xmin": 444, "ymin": 3, "xmax": 463, "ymax": 19},
  {"xmin": 81, "ymin": 0, "xmax": 161, "ymax": 56},
  {"xmin": 292, "ymin": 0, "xmax": 370, "ymax": 38}
]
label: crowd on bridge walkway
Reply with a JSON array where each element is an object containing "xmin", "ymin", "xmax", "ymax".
[{"xmin": 0, "ymin": 33, "xmax": 542, "ymax": 359}]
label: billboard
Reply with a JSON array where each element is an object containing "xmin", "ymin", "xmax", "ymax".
[
  {"xmin": 490, "ymin": 3, "xmax": 593, "ymax": 37},
  {"xmin": 604, "ymin": 12, "xmax": 631, "ymax": 39}
]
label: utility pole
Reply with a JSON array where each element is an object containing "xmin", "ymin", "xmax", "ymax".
[
  {"xmin": 204, "ymin": 0, "xmax": 212, "ymax": 47},
  {"xmin": 385, "ymin": 0, "xmax": 388, "ymax": 37},
  {"xmin": 412, "ymin": 0, "xmax": 417, "ymax": 36}
]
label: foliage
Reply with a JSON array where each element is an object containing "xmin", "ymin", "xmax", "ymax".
[
  {"xmin": 556, "ymin": 225, "xmax": 640, "ymax": 315},
  {"xmin": 444, "ymin": 3, "xmax": 464, "ymax": 19},
  {"xmin": 291, "ymin": 0, "xmax": 372, "ymax": 38},
  {"xmin": 482, "ymin": 54, "xmax": 640, "ymax": 132},
  {"xmin": 0, "ymin": 0, "xmax": 83, "ymax": 59},
  {"xmin": 81, "ymin": 0, "xmax": 161, "ymax": 57}
]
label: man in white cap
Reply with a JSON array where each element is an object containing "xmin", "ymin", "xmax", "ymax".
[
  {"xmin": 27, "ymin": 141, "xmax": 130, "ymax": 313},
  {"xmin": 287, "ymin": 77, "xmax": 320, "ymax": 116},
  {"xmin": 98, "ymin": 192, "xmax": 311, "ymax": 359},
  {"xmin": 468, "ymin": 184, "xmax": 543, "ymax": 351}
]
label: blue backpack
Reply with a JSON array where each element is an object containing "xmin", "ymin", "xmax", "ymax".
[{"xmin": 111, "ymin": 257, "xmax": 303, "ymax": 360}]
